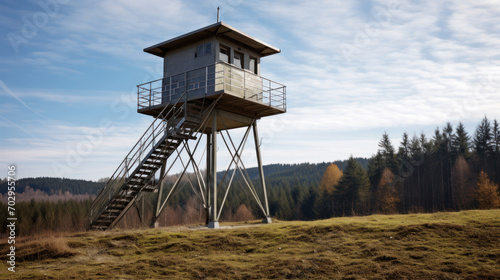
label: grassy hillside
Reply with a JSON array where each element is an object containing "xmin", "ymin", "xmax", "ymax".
[{"xmin": 1, "ymin": 210, "xmax": 499, "ymax": 279}]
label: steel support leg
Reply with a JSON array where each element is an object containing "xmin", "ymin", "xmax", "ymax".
[
  {"xmin": 205, "ymin": 133, "xmax": 211, "ymax": 225},
  {"xmin": 253, "ymin": 121, "xmax": 272, "ymax": 224},
  {"xmin": 208, "ymin": 112, "xmax": 219, "ymax": 228},
  {"xmin": 152, "ymin": 161, "xmax": 166, "ymax": 228}
]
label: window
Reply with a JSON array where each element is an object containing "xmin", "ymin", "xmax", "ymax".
[
  {"xmin": 205, "ymin": 43, "xmax": 212, "ymax": 55},
  {"xmin": 234, "ymin": 51, "xmax": 244, "ymax": 69},
  {"xmin": 249, "ymin": 57, "xmax": 257, "ymax": 74},
  {"xmin": 219, "ymin": 45, "xmax": 230, "ymax": 63},
  {"xmin": 195, "ymin": 43, "xmax": 212, "ymax": 58}
]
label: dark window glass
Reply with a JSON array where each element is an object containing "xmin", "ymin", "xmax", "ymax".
[
  {"xmin": 220, "ymin": 45, "xmax": 230, "ymax": 63},
  {"xmin": 249, "ymin": 57, "xmax": 257, "ymax": 74},
  {"xmin": 197, "ymin": 44, "xmax": 204, "ymax": 57},
  {"xmin": 234, "ymin": 51, "xmax": 243, "ymax": 69},
  {"xmin": 205, "ymin": 43, "xmax": 211, "ymax": 55}
]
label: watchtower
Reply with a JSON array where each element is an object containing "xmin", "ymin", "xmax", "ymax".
[{"xmin": 85, "ymin": 22, "xmax": 286, "ymax": 230}]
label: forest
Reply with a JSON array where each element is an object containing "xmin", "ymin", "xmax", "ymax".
[
  {"xmin": 1, "ymin": 117, "xmax": 499, "ymax": 235},
  {"xmin": 208, "ymin": 117, "xmax": 500, "ymax": 221},
  {"xmin": 301, "ymin": 117, "xmax": 500, "ymax": 219}
]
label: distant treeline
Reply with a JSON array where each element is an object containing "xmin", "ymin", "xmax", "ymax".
[
  {"xmin": 0, "ymin": 161, "xmax": 359, "ymax": 235},
  {"xmin": 187, "ymin": 117, "xmax": 500, "ymax": 220},
  {"xmin": 0, "ymin": 177, "xmax": 104, "ymax": 196},
  {"xmin": 0, "ymin": 178, "xmax": 100, "ymax": 235},
  {"xmin": 0, "ymin": 199, "xmax": 92, "ymax": 235},
  {"xmin": 1, "ymin": 117, "xmax": 499, "ymax": 235},
  {"xmin": 308, "ymin": 117, "xmax": 500, "ymax": 219}
]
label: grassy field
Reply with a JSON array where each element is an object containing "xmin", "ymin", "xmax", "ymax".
[{"xmin": 0, "ymin": 210, "xmax": 499, "ymax": 279}]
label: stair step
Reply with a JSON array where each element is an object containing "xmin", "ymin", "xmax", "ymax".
[
  {"xmin": 175, "ymin": 134, "xmax": 197, "ymax": 140},
  {"xmin": 146, "ymin": 157, "xmax": 165, "ymax": 162},
  {"xmin": 142, "ymin": 164, "xmax": 161, "ymax": 169},
  {"xmin": 153, "ymin": 148, "xmax": 175, "ymax": 154},
  {"xmin": 138, "ymin": 168, "xmax": 155, "ymax": 173},
  {"xmin": 128, "ymin": 179, "xmax": 145, "ymax": 184},
  {"xmin": 148, "ymin": 156, "xmax": 168, "ymax": 161},
  {"xmin": 133, "ymin": 172, "xmax": 152, "ymax": 177},
  {"xmin": 103, "ymin": 209, "xmax": 122, "ymax": 213},
  {"xmin": 90, "ymin": 225, "xmax": 107, "ymax": 230},
  {"xmin": 139, "ymin": 166, "xmax": 156, "ymax": 171},
  {"xmin": 112, "ymin": 199, "xmax": 131, "ymax": 204},
  {"xmin": 96, "ymin": 217, "xmax": 116, "ymax": 222},
  {"xmin": 106, "ymin": 205, "xmax": 126, "ymax": 210}
]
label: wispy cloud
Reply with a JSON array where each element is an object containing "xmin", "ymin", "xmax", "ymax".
[
  {"xmin": 1, "ymin": 0, "xmax": 500, "ymax": 179},
  {"xmin": 249, "ymin": 0, "xmax": 500, "ymax": 131},
  {"xmin": 0, "ymin": 80, "xmax": 49, "ymax": 119},
  {"xmin": 0, "ymin": 118, "xmax": 151, "ymax": 180},
  {"xmin": 0, "ymin": 114, "xmax": 35, "ymax": 137}
]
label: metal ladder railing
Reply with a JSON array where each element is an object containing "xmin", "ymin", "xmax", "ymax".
[{"xmin": 84, "ymin": 91, "xmax": 191, "ymax": 229}]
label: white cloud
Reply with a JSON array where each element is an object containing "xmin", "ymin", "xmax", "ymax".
[
  {"xmin": 2, "ymin": 0, "xmax": 500, "ymax": 180},
  {"xmin": 252, "ymin": 0, "xmax": 500, "ymax": 133},
  {"xmin": 0, "ymin": 118, "xmax": 151, "ymax": 180}
]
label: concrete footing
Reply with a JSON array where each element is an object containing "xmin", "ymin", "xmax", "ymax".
[{"xmin": 208, "ymin": 221, "xmax": 220, "ymax": 229}]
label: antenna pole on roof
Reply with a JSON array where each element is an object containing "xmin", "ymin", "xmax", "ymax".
[{"xmin": 217, "ymin": 7, "xmax": 220, "ymax": 22}]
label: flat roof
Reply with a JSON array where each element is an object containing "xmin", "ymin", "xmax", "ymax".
[{"xmin": 144, "ymin": 22, "xmax": 281, "ymax": 58}]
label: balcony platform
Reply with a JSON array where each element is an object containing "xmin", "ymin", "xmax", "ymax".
[{"xmin": 137, "ymin": 62, "xmax": 286, "ymax": 131}]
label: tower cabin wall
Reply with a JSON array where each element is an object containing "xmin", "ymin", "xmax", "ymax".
[
  {"xmin": 138, "ymin": 22, "xmax": 285, "ymax": 121},
  {"xmin": 161, "ymin": 37, "xmax": 263, "ymax": 106},
  {"xmin": 163, "ymin": 38, "xmax": 216, "ymax": 78},
  {"xmin": 215, "ymin": 37, "xmax": 261, "ymax": 76}
]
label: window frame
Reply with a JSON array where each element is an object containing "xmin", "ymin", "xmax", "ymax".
[
  {"xmin": 233, "ymin": 51, "xmax": 244, "ymax": 69},
  {"xmin": 219, "ymin": 44, "xmax": 231, "ymax": 63},
  {"xmin": 249, "ymin": 56, "xmax": 257, "ymax": 74}
]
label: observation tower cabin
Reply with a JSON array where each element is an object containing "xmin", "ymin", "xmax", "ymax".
[{"xmin": 137, "ymin": 21, "xmax": 286, "ymax": 128}]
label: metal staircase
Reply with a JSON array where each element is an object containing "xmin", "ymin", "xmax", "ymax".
[{"xmin": 85, "ymin": 93, "xmax": 210, "ymax": 230}]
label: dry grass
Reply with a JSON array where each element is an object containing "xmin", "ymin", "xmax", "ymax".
[
  {"xmin": 16, "ymin": 237, "xmax": 76, "ymax": 262},
  {"xmin": 0, "ymin": 233, "xmax": 76, "ymax": 264},
  {"xmin": 0, "ymin": 209, "xmax": 499, "ymax": 279}
]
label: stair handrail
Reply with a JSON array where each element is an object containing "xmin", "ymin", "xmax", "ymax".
[{"xmin": 85, "ymin": 90, "xmax": 189, "ymax": 228}]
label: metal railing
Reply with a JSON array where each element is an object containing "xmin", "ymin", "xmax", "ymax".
[
  {"xmin": 84, "ymin": 92, "xmax": 188, "ymax": 229},
  {"xmin": 137, "ymin": 62, "xmax": 286, "ymax": 112}
]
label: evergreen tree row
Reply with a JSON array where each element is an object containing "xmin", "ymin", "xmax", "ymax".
[
  {"xmin": 0, "ymin": 177, "xmax": 104, "ymax": 195},
  {"xmin": 364, "ymin": 117, "xmax": 500, "ymax": 214}
]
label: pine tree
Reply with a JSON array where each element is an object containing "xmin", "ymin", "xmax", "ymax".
[
  {"xmin": 334, "ymin": 157, "xmax": 370, "ymax": 216},
  {"xmin": 409, "ymin": 134, "xmax": 424, "ymax": 210},
  {"xmin": 493, "ymin": 119, "xmax": 500, "ymax": 184},
  {"xmin": 453, "ymin": 122, "xmax": 471, "ymax": 159},
  {"xmin": 443, "ymin": 122, "xmax": 454, "ymax": 154},
  {"xmin": 379, "ymin": 132, "xmax": 398, "ymax": 172},
  {"xmin": 367, "ymin": 152, "xmax": 384, "ymax": 213},
  {"xmin": 398, "ymin": 132, "xmax": 411, "ymax": 159},
  {"xmin": 492, "ymin": 119, "xmax": 500, "ymax": 153},
  {"xmin": 474, "ymin": 116, "xmax": 492, "ymax": 156}
]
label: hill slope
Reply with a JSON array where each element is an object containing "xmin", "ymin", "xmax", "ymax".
[
  {"xmin": 0, "ymin": 177, "xmax": 104, "ymax": 196},
  {"xmin": 0, "ymin": 159, "xmax": 368, "ymax": 198},
  {"xmin": 1, "ymin": 210, "xmax": 499, "ymax": 279}
]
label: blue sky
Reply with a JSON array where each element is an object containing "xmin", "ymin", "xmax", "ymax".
[{"xmin": 1, "ymin": 0, "xmax": 499, "ymax": 181}]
